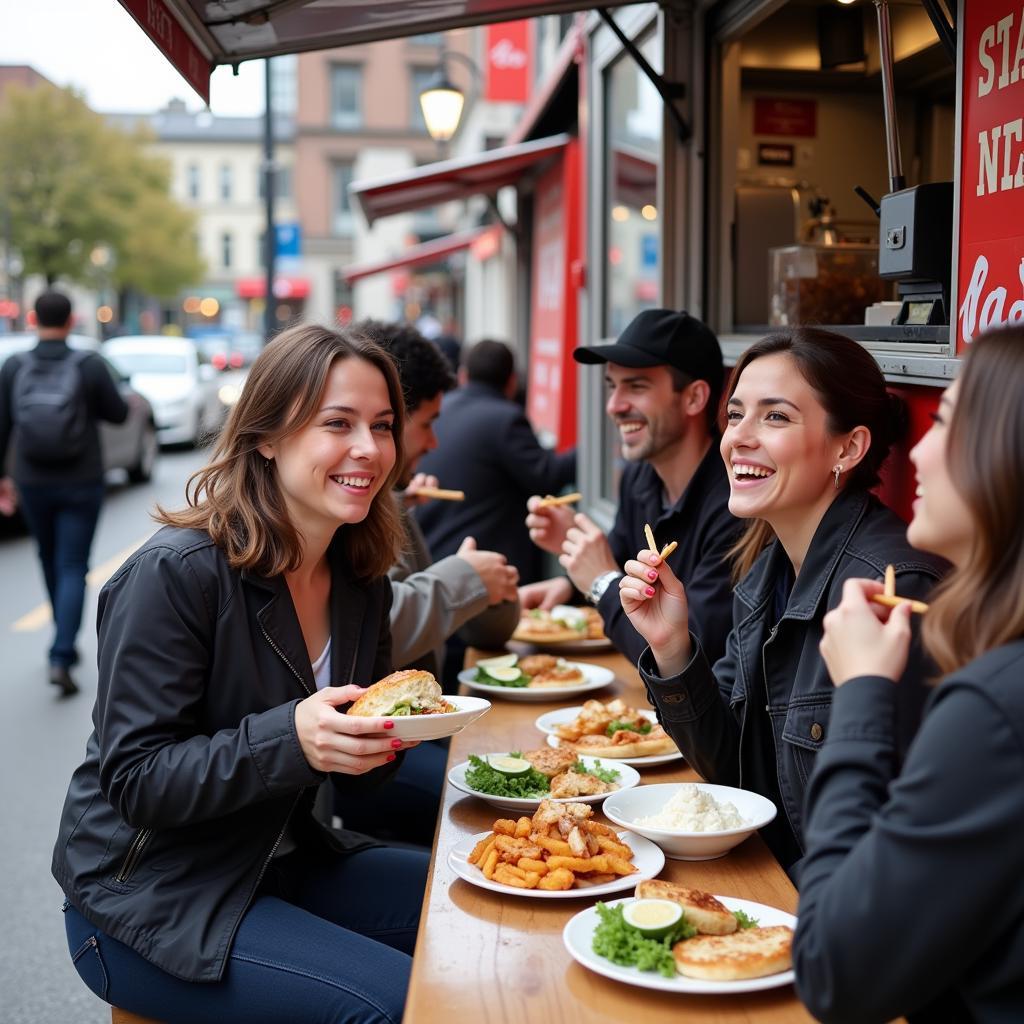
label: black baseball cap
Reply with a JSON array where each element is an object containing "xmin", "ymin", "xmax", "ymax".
[{"xmin": 573, "ymin": 308, "xmax": 724, "ymax": 396}]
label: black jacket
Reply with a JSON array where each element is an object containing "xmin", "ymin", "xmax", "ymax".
[
  {"xmin": 795, "ymin": 642, "xmax": 1024, "ymax": 1024},
  {"xmin": 599, "ymin": 445, "xmax": 741, "ymax": 666},
  {"xmin": 0, "ymin": 339, "xmax": 128, "ymax": 484},
  {"xmin": 415, "ymin": 381, "xmax": 577, "ymax": 584},
  {"xmin": 52, "ymin": 526, "xmax": 395, "ymax": 983},
  {"xmin": 640, "ymin": 489, "xmax": 947, "ymax": 869}
]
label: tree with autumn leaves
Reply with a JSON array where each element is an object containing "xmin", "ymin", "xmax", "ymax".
[{"xmin": 0, "ymin": 82, "xmax": 203, "ymax": 296}]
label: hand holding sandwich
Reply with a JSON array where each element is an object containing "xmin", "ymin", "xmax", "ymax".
[
  {"xmin": 294, "ymin": 685, "xmax": 416, "ymax": 775},
  {"xmin": 620, "ymin": 547, "xmax": 693, "ymax": 676}
]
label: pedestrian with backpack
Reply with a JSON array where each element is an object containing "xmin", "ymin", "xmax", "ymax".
[{"xmin": 0, "ymin": 290, "xmax": 129, "ymax": 696}]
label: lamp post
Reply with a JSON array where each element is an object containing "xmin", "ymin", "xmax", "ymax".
[
  {"xmin": 262, "ymin": 57, "xmax": 277, "ymax": 341},
  {"xmin": 418, "ymin": 51, "xmax": 480, "ymax": 150}
]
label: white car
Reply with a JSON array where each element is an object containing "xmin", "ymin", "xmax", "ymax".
[{"xmin": 103, "ymin": 336, "xmax": 228, "ymax": 446}]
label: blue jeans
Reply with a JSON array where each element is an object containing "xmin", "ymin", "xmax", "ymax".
[
  {"xmin": 17, "ymin": 481, "xmax": 105, "ymax": 668},
  {"xmin": 64, "ymin": 844, "xmax": 429, "ymax": 1024}
]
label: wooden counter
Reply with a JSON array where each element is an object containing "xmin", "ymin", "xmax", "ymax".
[{"xmin": 403, "ymin": 647, "xmax": 815, "ymax": 1024}]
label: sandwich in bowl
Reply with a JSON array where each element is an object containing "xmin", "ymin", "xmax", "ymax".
[{"xmin": 347, "ymin": 669, "xmax": 456, "ymax": 717}]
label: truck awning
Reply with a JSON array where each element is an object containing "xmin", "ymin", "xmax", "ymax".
[
  {"xmin": 350, "ymin": 133, "xmax": 570, "ymax": 226},
  {"xmin": 342, "ymin": 227, "xmax": 494, "ymax": 283},
  {"xmin": 125, "ymin": 1, "xmax": 617, "ymax": 103}
]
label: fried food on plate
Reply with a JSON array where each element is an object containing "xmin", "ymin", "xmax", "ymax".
[
  {"xmin": 347, "ymin": 669, "xmax": 455, "ymax": 717},
  {"xmin": 673, "ymin": 924, "xmax": 794, "ymax": 981},
  {"xmin": 512, "ymin": 604, "xmax": 608, "ymax": 645},
  {"xmin": 552, "ymin": 698, "xmax": 678, "ymax": 758},
  {"xmin": 635, "ymin": 879, "xmax": 737, "ymax": 935},
  {"xmin": 522, "ymin": 747, "xmax": 577, "ymax": 778}
]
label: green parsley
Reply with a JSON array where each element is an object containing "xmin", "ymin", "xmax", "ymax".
[
  {"xmin": 732, "ymin": 909, "xmax": 759, "ymax": 930},
  {"xmin": 465, "ymin": 754, "xmax": 550, "ymax": 798},
  {"xmin": 571, "ymin": 758, "xmax": 620, "ymax": 784},
  {"xmin": 606, "ymin": 719, "xmax": 653, "ymax": 737},
  {"xmin": 592, "ymin": 902, "xmax": 697, "ymax": 978}
]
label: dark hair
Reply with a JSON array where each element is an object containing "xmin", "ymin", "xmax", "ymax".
[
  {"xmin": 465, "ymin": 339, "xmax": 515, "ymax": 391},
  {"xmin": 728, "ymin": 327, "xmax": 905, "ymax": 579},
  {"xmin": 156, "ymin": 323, "xmax": 406, "ymax": 580},
  {"xmin": 666, "ymin": 365, "xmax": 720, "ymax": 433},
  {"xmin": 34, "ymin": 290, "xmax": 72, "ymax": 328},
  {"xmin": 354, "ymin": 319, "xmax": 455, "ymax": 412},
  {"xmin": 923, "ymin": 326, "xmax": 1024, "ymax": 674}
]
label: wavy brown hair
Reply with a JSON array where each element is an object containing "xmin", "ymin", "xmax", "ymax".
[
  {"xmin": 922, "ymin": 327, "xmax": 1024, "ymax": 674},
  {"xmin": 156, "ymin": 323, "xmax": 406, "ymax": 580},
  {"xmin": 727, "ymin": 328, "xmax": 906, "ymax": 580}
]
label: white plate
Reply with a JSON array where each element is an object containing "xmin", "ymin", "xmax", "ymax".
[
  {"xmin": 515, "ymin": 636, "xmax": 616, "ymax": 655},
  {"xmin": 563, "ymin": 895, "xmax": 796, "ymax": 994},
  {"xmin": 381, "ymin": 695, "xmax": 491, "ymax": 741},
  {"xmin": 447, "ymin": 754, "xmax": 641, "ymax": 813},
  {"xmin": 459, "ymin": 662, "xmax": 615, "ymax": 702},
  {"xmin": 448, "ymin": 829, "xmax": 665, "ymax": 899},
  {"xmin": 537, "ymin": 707, "xmax": 684, "ymax": 767}
]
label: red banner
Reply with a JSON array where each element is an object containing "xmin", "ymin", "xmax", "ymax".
[
  {"xmin": 485, "ymin": 21, "xmax": 532, "ymax": 103},
  {"xmin": 116, "ymin": 0, "xmax": 211, "ymax": 105},
  {"xmin": 753, "ymin": 97, "xmax": 816, "ymax": 137},
  {"xmin": 956, "ymin": 0, "xmax": 1024, "ymax": 350}
]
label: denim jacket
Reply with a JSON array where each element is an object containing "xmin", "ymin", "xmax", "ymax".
[{"xmin": 640, "ymin": 489, "xmax": 948, "ymax": 869}]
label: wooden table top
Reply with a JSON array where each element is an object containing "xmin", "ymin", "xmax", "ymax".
[{"xmin": 402, "ymin": 646, "xmax": 815, "ymax": 1024}]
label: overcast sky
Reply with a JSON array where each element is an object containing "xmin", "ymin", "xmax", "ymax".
[{"xmin": 0, "ymin": 0, "xmax": 264, "ymax": 115}]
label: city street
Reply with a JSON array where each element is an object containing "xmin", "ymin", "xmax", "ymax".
[{"xmin": 0, "ymin": 445, "xmax": 207, "ymax": 1024}]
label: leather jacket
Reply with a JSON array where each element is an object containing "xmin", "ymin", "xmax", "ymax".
[
  {"xmin": 640, "ymin": 490, "xmax": 948, "ymax": 869},
  {"xmin": 52, "ymin": 526, "xmax": 395, "ymax": 983}
]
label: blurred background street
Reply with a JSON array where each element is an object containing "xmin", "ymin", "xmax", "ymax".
[{"xmin": 0, "ymin": 446, "xmax": 206, "ymax": 1024}]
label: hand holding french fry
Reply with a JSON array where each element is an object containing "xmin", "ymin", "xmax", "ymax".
[
  {"xmin": 403, "ymin": 472, "xmax": 440, "ymax": 507},
  {"xmin": 525, "ymin": 494, "xmax": 576, "ymax": 554},
  {"xmin": 620, "ymin": 543, "xmax": 693, "ymax": 675},
  {"xmin": 819, "ymin": 577, "xmax": 912, "ymax": 686}
]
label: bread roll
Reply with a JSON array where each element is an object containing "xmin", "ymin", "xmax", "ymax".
[{"xmin": 347, "ymin": 669, "xmax": 449, "ymax": 717}]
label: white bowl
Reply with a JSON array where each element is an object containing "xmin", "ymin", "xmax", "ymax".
[
  {"xmin": 383, "ymin": 695, "xmax": 491, "ymax": 741},
  {"xmin": 601, "ymin": 783, "xmax": 776, "ymax": 861}
]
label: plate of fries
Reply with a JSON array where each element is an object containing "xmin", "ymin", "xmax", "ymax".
[{"xmin": 448, "ymin": 799, "xmax": 664, "ymax": 898}]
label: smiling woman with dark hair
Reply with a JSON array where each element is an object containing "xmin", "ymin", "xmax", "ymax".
[
  {"xmin": 52, "ymin": 323, "xmax": 429, "ymax": 1024},
  {"xmin": 618, "ymin": 328, "xmax": 947, "ymax": 872}
]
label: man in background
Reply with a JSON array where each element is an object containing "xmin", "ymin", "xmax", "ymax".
[
  {"xmin": 0, "ymin": 290, "xmax": 128, "ymax": 695},
  {"xmin": 521, "ymin": 309, "xmax": 740, "ymax": 666},
  {"xmin": 415, "ymin": 339, "xmax": 576, "ymax": 588}
]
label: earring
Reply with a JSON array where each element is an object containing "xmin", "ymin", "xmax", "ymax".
[{"xmin": 833, "ymin": 465, "xmax": 842, "ymax": 489}]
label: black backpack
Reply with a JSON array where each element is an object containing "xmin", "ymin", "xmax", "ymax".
[{"xmin": 12, "ymin": 349, "xmax": 91, "ymax": 463}]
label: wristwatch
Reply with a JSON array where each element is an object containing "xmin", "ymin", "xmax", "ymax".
[{"xmin": 587, "ymin": 570, "xmax": 622, "ymax": 605}]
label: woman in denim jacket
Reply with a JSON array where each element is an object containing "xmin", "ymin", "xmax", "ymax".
[
  {"xmin": 619, "ymin": 328, "xmax": 946, "ymax": 871},
  {"xmin": 795, "ymin": 327, "xmax": 1024, "ymax": 1023}
]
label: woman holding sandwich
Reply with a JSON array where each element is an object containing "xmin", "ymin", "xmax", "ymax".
[
  {"xmin": 794, "ymin": 326, "xmax": 1024, "ymax": 1023},
  {"xmin": 619, "ymin": 328, "xmax": 946, "ymax": 872},
  {"xmin": 53, "ymin": 324, "xmax": 426, "ymax": 1024}
]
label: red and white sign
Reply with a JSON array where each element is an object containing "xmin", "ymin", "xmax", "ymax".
[
  {"xmin": 117, "ymin": 0, "xmax": 211, "ymax": 104},
  {"xmin": 485, "ymin": 21, "xmax": 531, "ymax": 103},
  {"xmin": 956, "ymin": 0, "xmax": 1024, "ymax": 350},
  {"xmin": 753, "ymin": 97, "xmax": 816, "ymax": 137}
]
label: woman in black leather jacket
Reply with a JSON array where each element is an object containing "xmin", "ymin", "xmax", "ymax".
[
  {"xmin": 619, "ymin": 328, "xmax": 946, "ymax": 871},
  {"xmin": 53, "ymin": 324, "xmax": 427, "ymax": 1024},
  {"xmin": 796, "ymin": 326, "xmax": 1024, "ymax": 1024}
]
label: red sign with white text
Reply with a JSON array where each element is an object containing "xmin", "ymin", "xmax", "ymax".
[
  {"xmin": 485, "ymin": 21, "xmax": 532, "ymax": 103},
  {"xmin": 753, "ymin": 97, "xmax": 816, "ymax": 137},
  {"xmin": 956, "ymin": 0, "xmax": 1024, "ymax": 350},
  {"xmin": 117, "ymin": 0, "xmax": 211, "ymax": 105}
]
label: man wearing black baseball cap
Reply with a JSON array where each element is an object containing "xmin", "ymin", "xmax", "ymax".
[{"xmin": 521, "ymin": 308, "xmax": 740, "ymax": 665}]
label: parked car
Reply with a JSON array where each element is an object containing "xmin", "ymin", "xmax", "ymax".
[
  {"xmin": 103, "ymin": 336, "xmax": 230, "ymax": 447},
  {"xmin": 0, "ymin": 334, "xmax": 159, "ymax": 524}
]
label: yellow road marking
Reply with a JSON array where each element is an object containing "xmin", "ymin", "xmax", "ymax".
[{"xmin": 10, "ymin": 532, "xmax": 154, "ymax": 633}]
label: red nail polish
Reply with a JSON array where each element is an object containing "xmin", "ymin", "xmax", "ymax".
[
  {"xmin": 391, "ymin": 738, "xmax": 402, "ymax": 749},
  {"xmin": 382, "ymin": 720, "xmax": 394, "ymax": 729},
  {"xmin": 386, "ymin": 753, "xmax": 397, "ymax": 762},
  {"xmin": 647, "ymin": 570, "xmax": 658, "ymax": 581},
  {"xmin": 646, "ymin": 586, "xmax": 656, "ymax": 597}
]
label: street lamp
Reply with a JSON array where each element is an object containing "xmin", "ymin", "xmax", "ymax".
[{"xmin": 417, "ymin": 51, "xmax": 480, "ymax": 146}]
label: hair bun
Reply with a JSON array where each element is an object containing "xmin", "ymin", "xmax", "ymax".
[{"xmin": 884, "ymin": 391, "xmax": 909, "ymax": 447}]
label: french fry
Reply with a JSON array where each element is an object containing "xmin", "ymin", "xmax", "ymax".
[
  {"xmin": 659, "ymin": 540, "xmax": 678, "ymax": 560},
  {"xmin": 605, "ymin": 856, "xmax": 639, "ymax": 876},
  {"xmin": 468, "ymin": 834, "xmax": 495, "ymax": 866},
  {"xmin": 538, "ymin": 868, "xmax": 575, "ymax": 891},
  {"xmin": 870, "ymin": 593, "xmax": 930, "ymax": 614},
  {"xmin": 596, "ymin": 835, "xmax": 633, "ymax": 859},
  {"xmin": 494, "ymin": 864, "xmax": 531, "ymax": 888},
  {"xmin": 534, "ymin": 835, "xmax": 573, "ymax": 857},
  {"xmin": 643, "ymin": 522, "xmax": 657, "ymax": 553},
  {"xmin": 481, "ymin": 848, "xmax": 500, "ymax": 879},
  {"xmin": 536, "ymin": 491, "xmax": 582, "ymax": 509},
  {"xmin": 415, "ymin": 486, "xmax": 465, "ymax": 501},
  {"xmin": 517, "ymin": 858, "xmax": 549, "ymax": 875},
  {"xmin": 884, "ymin": 563, "xmax": 896, "ymax": 598},
  {"xmin": 572, "ymin": 872, "xmax": 617, "ymax": 888},
  {"xmin": 493, "ymin": 819, "xmax": 517, "ymax": 836},
  {"xmin": 514, "ymin": 817, "xmax": 533, "ymax": 839},
  {"xmin": 548, "ymin": 855, "xmax": 609, "ymax": 874}
]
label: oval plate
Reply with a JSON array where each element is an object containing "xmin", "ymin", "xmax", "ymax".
[{"xmin": 459, "ymin": 662, "xmax": 615, "ymax": 702}]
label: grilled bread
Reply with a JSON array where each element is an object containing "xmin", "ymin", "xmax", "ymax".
[
  {"xmin": 523, "ymin": 747, "xmax": 578, "ymax": 778},
  {"xmin": 346, "ymin": 669, "xmax": 454, "ymax": 717},
  {"xmin": 564, "ymin": 727, "xmax": 677, "ymax": 759},
  {"xmin": 512, "ymin": 612, "xmax": 582, "ymax": 644},
  {"xmin": 673, "ymin": 925, "xmax": 794, "ymax": 981},
  {"xmin": 635, "ymin": 880, "xmax": 737, "ymax": 935}
]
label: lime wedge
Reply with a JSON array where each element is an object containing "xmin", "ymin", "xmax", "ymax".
[
  {"xmin": 487, "ymin": 756, "xmax": 532, "ymax": 777},
  {"xmin": 484, "ymin": 666, "xmax": 524, "ymax": 682},
  {"xmin": 622, "ymin": 899, "xmax": 683, "ymax": 938},
  {"xmin": 476, "ymin": 653, "xmax": 519, "ymax": 670}
]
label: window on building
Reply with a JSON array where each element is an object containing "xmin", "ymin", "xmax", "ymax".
[
  {"xmin": 187, "ymin": 163, "xmax": 200, "ymax": 201},
  {"xmin": 219, "ymin": 164, "xmax": 232, "ymax": 202},
  {"xmin": 410, "ymin": 67, "xmax": 438, "ymax": 132},
  {"xmin": 270, "ymin": 54, "xmax": 298, "ymax": 116},
  {"xmin": 332, "ymin": 162, "xmax": 355, "ymax": 236},
  {"xmin": 330, "ymin": 65, "xmax": 363, "ymax": 129},
  {"xmin": 221, "ymin": 231, "xmax": 233, "ymax": 269},
  {"xmin": 410, "ymin": 32, "xmax": 443, "ymax": 46}
]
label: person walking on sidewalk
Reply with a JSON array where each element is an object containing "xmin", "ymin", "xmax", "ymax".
[{"xmin": 0, "ymin": 290, "xmax": 128, "ymax": 696}]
